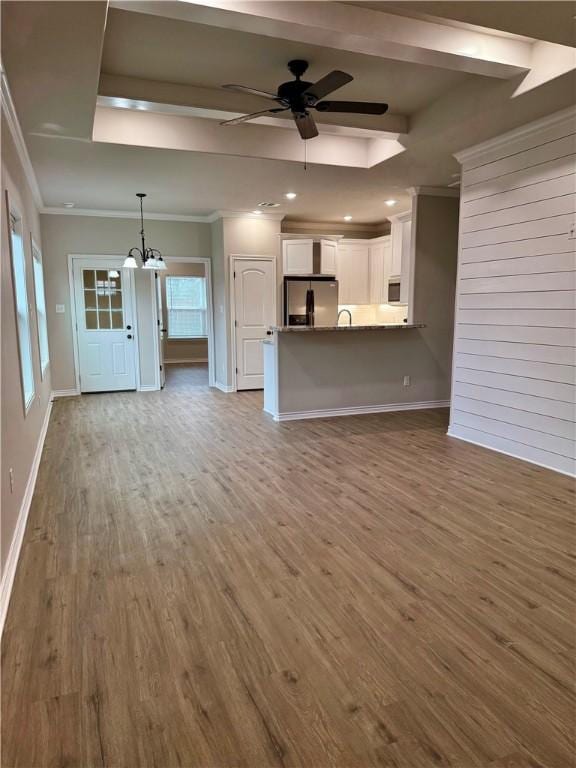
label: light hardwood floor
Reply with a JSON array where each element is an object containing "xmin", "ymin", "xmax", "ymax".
[{"xmin": 2, "ymin": 365, "xmax": 575, "ymax": 768}]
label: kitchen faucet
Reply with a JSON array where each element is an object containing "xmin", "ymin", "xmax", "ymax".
[{"xmin": 338, "ymin": 309, "xmax": 352, "ymax": 327}]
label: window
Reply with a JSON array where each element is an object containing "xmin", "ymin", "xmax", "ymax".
[
  {"xmin": 9, "ymin": 212, "xmax": 35, "ymax": 410},
  {"xmin": 32, "ymin": 243, "xmax": 49, "ymax": 377},
  {"xmin": 166, "ymin": 276, "xmax": 207, "ymax": 338}
]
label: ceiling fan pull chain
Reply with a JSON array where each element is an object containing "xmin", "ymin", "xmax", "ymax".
[{"xmin": 304, "ymin": 139, "xmax": 307, "ymax": 171}]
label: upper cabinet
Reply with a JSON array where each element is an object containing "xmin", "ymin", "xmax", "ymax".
[
  {"xmin": 389, "ymin": 212, "xmax": 412, "ymax": 304},
  {"xmin": 320, "ymin": 239, "xmax": 338, "ymax": 276},
  {"xmin": 368, "ymin": 236, "xmax": 392, "ymax": 304},
  {"xmin": 337, "ymin": 241, "xmax": 370, "ymax": 305},
  {"xmin": 282, "ymin": 239, "xmax": 313, "ymax": 275}
]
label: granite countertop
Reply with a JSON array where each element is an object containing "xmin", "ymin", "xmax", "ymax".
[{"xmin": 269, "ymin": 323, "xmax": 425, "ymax": 333}]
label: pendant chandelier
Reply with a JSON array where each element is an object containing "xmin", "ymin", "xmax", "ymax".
[{"xmin": 123, "ymin": 193, "xmax": 166, "ymax": 270}]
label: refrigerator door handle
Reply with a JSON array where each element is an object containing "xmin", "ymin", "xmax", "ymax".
[{"xmin": 306, "ymin": 288, "xmax": 314, "ymax": 326}]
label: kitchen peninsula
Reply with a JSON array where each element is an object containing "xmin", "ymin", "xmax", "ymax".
[
  {"xmin": 264, "ymin": 191, "xmax": 460, "ymax": 422},
  {"xmin": 262, "ymin": 323, "xmax": 450, "ymax": 421}
]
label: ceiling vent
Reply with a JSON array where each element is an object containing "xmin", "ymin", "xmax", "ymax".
[{"xmin": 258, "ymin": 202, "xmax": 280, "ymax": 208}]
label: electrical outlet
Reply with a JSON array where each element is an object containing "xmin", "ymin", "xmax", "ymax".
[
  {"xmin": 9, "ymin": 468, "xmax": 14, "ymax": 493},
  {"xmin": 403, "ymin": 375, "xmax": 411, "ymax": 387}
]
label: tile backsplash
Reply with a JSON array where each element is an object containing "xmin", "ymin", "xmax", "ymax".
[{"xmin": 338, "ymin": 303, "xmax": 408, "ymax": 326}]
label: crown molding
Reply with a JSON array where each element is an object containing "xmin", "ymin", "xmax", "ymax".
[
  {"xmin": 40, "ymin": 206, "xmax": 216, "ymax": 222},
  {"xmin": 408, "ymin": 186, "xmax": 460, "ymax": 198},
  {"xmin": 212, "ymin": 210, "xmax": 285, "ymax": 221},
  {"xmin": 41, "ymin": 207, "xmax": 286, "ymax": 223},
  {"xmin": 1, "ymin": 65, "xmax": 44, "ymax": 210},
  {"xmin": 454, "ymin": 106, "xmax": 576, "ymax": 166},
  {"xmin": 281, "ymin": 219, "xmax": 390, "ymax": 232},
  {"xmin": 386, "ymin": 209, "xmax": 412, "ymax": 223}
]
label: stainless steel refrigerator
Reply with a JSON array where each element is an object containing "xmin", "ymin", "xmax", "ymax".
[{"xmin": 283, "ymin": 276, "xmax": 339, "ymax": 327}]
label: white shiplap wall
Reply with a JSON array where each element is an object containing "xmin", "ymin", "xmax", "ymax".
[{"xmin": 449, "ymin": 108, "xmax": 576, "ymax": 476}]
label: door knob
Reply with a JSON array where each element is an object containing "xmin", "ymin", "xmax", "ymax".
[{"xmin": 127, "ymin": 334, "xmax": 133, "ymax": 339}]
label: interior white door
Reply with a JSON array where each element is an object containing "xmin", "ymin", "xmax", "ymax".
[
  {"xmin": 234, "ymin": 258, "xmax": 275, "ymax": 390},
  {"xmin": 73, "ymin": 261, "xmax": 137, "ymax": 392}
]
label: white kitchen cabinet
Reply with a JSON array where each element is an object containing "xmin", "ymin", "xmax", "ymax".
[
  {"xmin": 320, "ymin": 239, "xmax": 338, "ymax": 276},
  {"xmin": 282, "ymin": 239, "xmax": 313, "ymax": 275},
  {"xmin": 368, "ymin": 236, "xmax": 391, "ymax": 304},
  {"xmin": 337, "ymin": 241, "xmax": 370, "ymax": 304}
]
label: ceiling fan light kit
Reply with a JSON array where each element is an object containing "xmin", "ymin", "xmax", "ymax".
[{"xmin": 220, "ymin": 60, "xmax": 388, "ymax": 140}]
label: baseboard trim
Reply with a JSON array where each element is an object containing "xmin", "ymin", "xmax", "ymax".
[
  {"xmin": 51, "ymin": 388, "xmax": 80, "ymax": 398},
  {"xmin": 0, "ymin": 400, "xmax": 53, "ymax": 637},
  {"xmin": 271, "ymin": 400, "xmax": 450, "ymax": 422},
  {"xmin": 447, "ymin": 427, "xmax": 576, "ymax": 478},
  {"xmin": 213, "ymin": 381, "xmax": 235, "ymax": 393},
  {"xmin": 164, "ymin": 359, "xmax": 208, "ymax": 364},
  {"xmin": 138, "ymin": 385, "xmax": 160, "ymax": 392}
]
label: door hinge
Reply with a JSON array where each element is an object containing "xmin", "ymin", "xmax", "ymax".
[
  {"xmin": 235, "ymin": 367, "xmax": 238, "ymax": 374},
  {"xmin": 160, "ymin": 365, "xmax": 163, "ymax": 371},
  {"xmin": 233, "ymin": 271, "xmax": 236, "ymax": 278},
  {"xmin": 234, "ymin": 320, "xmax": 238, "ymax": 327},
  {"xmin": 154, "ymin": 273, "xmax": 158, "ymax": 279}
]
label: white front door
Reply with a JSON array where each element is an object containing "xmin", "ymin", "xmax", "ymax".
[
  {"xmin": 233, "ymin": 258, "xmax": 275, "ymax": 391},
  {"xmin": 73, "ymin": 260, "xmax": 137, "ymax": 392}
]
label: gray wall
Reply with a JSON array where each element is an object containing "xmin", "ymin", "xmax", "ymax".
[
  {"xmin": 212, "ymin": 216, "xmax": 281, "ymax": 389},
  {"xmin": 1, "ymin": 116, "xmax": 51, "ymax": 577},
  {"xmin": 411, "ymin": 193, "xmax": 460, "ymax": 395},
  {"xmin": 40, "ymin": 215, "xmax": 212, "ymax": 390}
]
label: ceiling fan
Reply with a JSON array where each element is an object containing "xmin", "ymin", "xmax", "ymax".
[{"xmin": 220, "ymin": 59, "xmax": 388, "ymax": 140}]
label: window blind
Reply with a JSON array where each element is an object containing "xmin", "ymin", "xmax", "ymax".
[{"xmin": 166, "ymin": 276, "xmax": 207, "ymax": 339}]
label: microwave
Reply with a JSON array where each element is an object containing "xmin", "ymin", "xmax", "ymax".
[{"xmin": 388, "ymin": 278, "xmax": 401, "ymax": 303}]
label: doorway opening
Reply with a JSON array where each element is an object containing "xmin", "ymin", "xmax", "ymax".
[{"xmin": 159, "ymin": 257, "xmax": 214, "ymax": 392}]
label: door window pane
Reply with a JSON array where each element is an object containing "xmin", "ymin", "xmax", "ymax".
[
  {"xmin": 99, "ymin": 311, "xmax": 111, "ymax": 329},
  {"xmin": 85, "ymin": 310, "xmax": 98, "ymax": 329},
  {"xmin": 84, "ymin": 290, "xmax": 97, "ymax": 309},
  {"xmin": 111, "ymin": 311, "xmax": 123, "ymax": 329},
  {"xmin": 83, "ymin": 270, "xmax": 95, "ymax": 288},
  {"xmin": 97, "ymin": 291, "xmax": 110, "ymax": 311},
  {"xmin": 110, "ymin": 290, "xmax": 123, "ymax": 310}
]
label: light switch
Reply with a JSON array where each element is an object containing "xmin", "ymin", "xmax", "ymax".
[{"xmin": 55, "ymin": 304, "xmax": 65, "ymax": 313}]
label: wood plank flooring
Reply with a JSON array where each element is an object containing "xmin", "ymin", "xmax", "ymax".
[{"xmin": 2, "ymin": 364, "xmax": 575, "ymax": 767}]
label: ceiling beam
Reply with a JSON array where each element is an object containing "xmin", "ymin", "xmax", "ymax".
[
  {"xmin": 98, "ymin": 74, "xmax": 409, "ymax": 136},
  {"xmin": 92, "ymin": 106, "xmax": 406, "ymax": 168},
  {"xmin": 110, "ymin": 0, "xmax": 532, "ymax": 79}
]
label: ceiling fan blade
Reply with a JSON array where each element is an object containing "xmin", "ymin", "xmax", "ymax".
[
  {"xmin": 294, "ymin": 112, "xmax": 318, "ymax": 140},
  {"xmin": 222, "ymin": 84, "xmax": 280, "ymax": 102},
  {"xmin": 220, "ymin": 107, "xmax": 287, "ymax": 126},
  {"xmin": 303, "ymin": 70, "xmax": 353, "ymax": 101},
  {"xmin": 315, "ymin": 100, "xmax": 388, "ymax": 115}
]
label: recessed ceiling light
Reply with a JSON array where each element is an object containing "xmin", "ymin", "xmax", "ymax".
[
  {"xmin": 343, "ymin": 215, "xmax": 353, "ymax": 222},
  {"xmin": 385, "ymin": 199, "xmax": 397, "ymax": 207},
  {"xmin": 258, "ymin": 202, "xmax": 280, "ymax": 208},
  {"xmin": 62, "ymin": 202, "xmax": 75, "ymax": 208},
  {"xmin": 285, "ymin": 192, "xmax": 297, "ymax": 200},
  {"xmin": 252, "ymin": 210, "xmax": 263, "ymax": 215}
]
